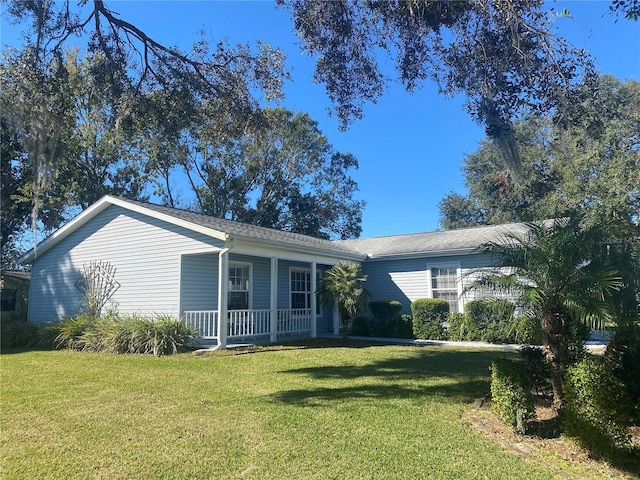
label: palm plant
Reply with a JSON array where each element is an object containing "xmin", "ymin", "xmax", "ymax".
[
  {"xmin": 317, "ymin": 262, "xmax": 370, "ymax": 339},
  {"xmin": 467, "ymin": 216, "xmax": 624, "ymax": 411}
]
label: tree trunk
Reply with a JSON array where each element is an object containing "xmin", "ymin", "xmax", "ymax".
[
  {"xmin": 341, "ymin": 315, "xmax": 349, "ymax": 340},
  {"xmin": 541, "ymin": 311, "xmax": 570, "ymax": 412}
]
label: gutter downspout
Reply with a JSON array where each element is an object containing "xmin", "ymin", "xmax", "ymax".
[{"xmin": 217, "ymin": 235, "xmax": 236, "ymax": 349}]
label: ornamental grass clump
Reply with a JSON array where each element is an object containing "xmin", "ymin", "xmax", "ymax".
[{"xmin": 44, "ymin": 313, "xmax": 198, "ymax": 356}]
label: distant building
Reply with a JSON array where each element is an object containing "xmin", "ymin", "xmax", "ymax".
[{"xmin": 1, "ymin": 271, "xmax": 30, "ymax": 323}]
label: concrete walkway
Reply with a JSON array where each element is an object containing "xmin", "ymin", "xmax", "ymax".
[
  {"xmin": 194, "ymin": 333, "xmax": 609, "ymax": 354},
  {"xmin": 318, "ymin": 333, "xmax": 608, "ymax": 352}
]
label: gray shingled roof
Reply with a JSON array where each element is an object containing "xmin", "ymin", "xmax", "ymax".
[
  {"xmin": 336, "ymin": 223, "xmax": 531, "ymax": 258},
  {"xmin": 122, "ymin": 198, "xmax": 363, "ymax": 256},
  {"xmin": 124, "ymin": 198, "xmax": 535, "ymax": 259}
]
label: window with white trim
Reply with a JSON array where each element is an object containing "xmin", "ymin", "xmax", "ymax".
[
  {"xmin": 290, "ymin": 268, "xmax": 311, "ymax": 310},
  {"xmin": 228, "ymin": 263, "xmax": 250, "ymax": 310},
  {"xmin": 430, "ymin": 265, "xmax": 460, "ymax": 313}
]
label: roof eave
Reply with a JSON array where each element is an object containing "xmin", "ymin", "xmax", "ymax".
[
  {"xmin": 18, "ymin": 195, "xmax": 229, "ymax": 264},
  {"xmin": 365, "ymin": 247, "xmax": 481, "ymax": 261},
  {"xmin": 232, "ymin": 234, "xmax": 366, "ymax": 262}
]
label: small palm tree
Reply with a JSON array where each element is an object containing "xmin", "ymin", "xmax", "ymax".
[
  {"xmin": 468, "ymin": 216, "xmax": 623, "ymax": 411},
  {"xmin": 317, "ymin": 262, "xmax": 370, "ymax": 339}
]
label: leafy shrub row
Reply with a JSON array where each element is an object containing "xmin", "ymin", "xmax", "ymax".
[
  {"xmin": 42, "ymin": 313, "xmax": 199, "ymax": 356},
  {"xmin": 563, "ymin": 357, "xmax": 633, "ymax": 455},
  {"xmin": 356, "ymin": 298, "xmax": 544, "ymax": 345},
  {"xmin": 411, "ymin": 298, "xmax": 449, "ymax": 340},
  {"xmin": 351, "ymin": 301, "xmax": 412, "ymax": 338},
  {"xmin": 447, "ymin": 299, "xmax": 542, "ymax": 344},
  {"xmin": 604, "ymin": 324, "xmax": 640, "ymax": 424},
  {"xmin": 490, "ymin": 358, "xmax": 536, "ymax": 434}
]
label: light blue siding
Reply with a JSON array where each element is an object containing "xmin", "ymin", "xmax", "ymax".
[
  {"xmin": 28, "ymin": 205, "xmax": 223, "ymax": 324},
  {"xmin": 180, "ymin": 253, "xmax": 218, "ymax": 312},
  {"xmin": 360, "ymin": 253, "xmax": 494, "ymax": 314},
  {"xmin": 229, "ymin": 253, "xmax": 271, "ymax": 310}
]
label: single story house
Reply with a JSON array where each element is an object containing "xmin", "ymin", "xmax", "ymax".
[{"xmin": 19, "ymin": 196, "xmax": 525, "ymax": 347}]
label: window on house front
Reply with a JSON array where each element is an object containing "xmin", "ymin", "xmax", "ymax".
[
  {"xmin": 430, "ymin": 266, "xmax": 460, "ymax": 313},
  {"xmin": 228, "ymin": 264, "xmax": 250, "ymax": 310},
  {"xmin": 290, "ymin": 269, "xmax": 311, "ymax": 310}
]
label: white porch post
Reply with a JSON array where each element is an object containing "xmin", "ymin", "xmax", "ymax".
[
  {"xmin": 270, "ymin": 257, "xmax": 278, "ymax": 342},
  {"xmin": 333, "ymin": 303, "xmax": 340, "ymax": 336},
  {"xmin": 310, "ymin": 261, "xmax": 317, "ymax": 337},
  {"xmin": 217, "ymin": 248, "xmax": 229, "ymax": 348}
]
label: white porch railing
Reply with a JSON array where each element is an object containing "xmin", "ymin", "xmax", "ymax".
[
  {"xmin": 277, "ymin": 308, "xmax": 312, "ymax": 335},
  {"xmin": 184, "ymin": 310, "xmax": 218, "ymax": 339},
  {"xmin": 228, "ymin": 309, "xmax": 271, "ymax": 337},
  {"xmin": 184, "ymin": 308, "xmax": 312, "ymax": 341}
]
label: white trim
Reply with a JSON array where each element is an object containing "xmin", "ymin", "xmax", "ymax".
[
  {"xmin": 310, "ymin": 262, "xmax": 317, "ymax": 338},
  {"xmin": 270, "ymin": 257, "xmax": 278, "ymax": 342},
  {"xmin": 365, "ymin": 248, "xmax": 477, "ymax": 261},
  {"xmin": 426, "ymin": 261, "xmax": 463, "ymax": 313},
  {"xmin": 18, "ymin": 195, "xmax": 228, "ymax": 264},
  {"xmin": 228, "ymin": 261, "xmax": 253, "ymax": 310},
  {"xmin": 288, "ymin": 267, "xmax": 311, "ymax": 310}
]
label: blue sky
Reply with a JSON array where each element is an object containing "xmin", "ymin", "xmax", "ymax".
[{"xmin": 2, "ymin": 1, "xmax": 639, "ymax": 238}]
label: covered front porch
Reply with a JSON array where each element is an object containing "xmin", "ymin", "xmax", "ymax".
[
  {"xmin": 184, "ymin": 308, "xmax": 314, "ymax": 343},
  {"xmin": 180, "ymin": 244, "xmax": 347, "ymax": 348}
]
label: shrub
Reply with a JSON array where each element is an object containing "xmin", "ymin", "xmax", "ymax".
[
  {"xmin": 490, "ymin": 358, "xmax": 535, "ymax": 433},
  {"xmin": 464, "ymin": 300, "xmax": 515, "ymax": 343},
  {"xmin": 350, "ymin": 316, "xmax": 370, "ymax": 336},
  {"xmin": 397, "ymin": 314, "xmax": 414, "ymax": 339},
  {"xmin": 368, "ymin": 300, "xmax": 403, "ymax": 337},
  {"xmin": 446, "ymin": 312, "xmax": 474, "ymax": 341},
  {"xmin": 563, "ymin": 357, "xmax": 632, "ymax": 455},
  {"xmin": 0, "ymin": 320, "xmax": 40, "ymax": 349},
  {"xmin": 567, "ymin": 321, "xmax": 590, "ymax": 367},
  {"xmin": 151, "ymin": 315, "xmax": 200, "ymax": 356},
  {"xmin": 509, "ymin": 315, "xmax": 543, "ymax": 345},
  {"xmin": 411, "ymin": 298, "xmax": 448, "ymax": 340},
  {"xmin": 53, "ymin": 313, "xmax": 101, "ymax": 349},
  {"xmin": 518, "ymin": 345, "xmax": 551, "ymax": 397},
  {"xmin": 604, "ymin": 324, "xmax": 640, "ymax": 423}
]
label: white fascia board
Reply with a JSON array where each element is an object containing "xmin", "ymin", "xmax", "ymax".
[
  {"xmin": 230, "ymin": 240, "xmax": 365, "ymax": 265},
  {"xmin": 19, "ymin": 195, "xmax": 228, "ymax": 264},
  {"xmin": 104, "ymin": 196, "xmax": 228, "ymax": 241},
  {"xmin": 364, "ymin": 247, "xmax": 479, "ymax": 262}
]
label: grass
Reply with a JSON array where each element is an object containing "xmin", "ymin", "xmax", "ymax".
[{"xmin": 0, "ymin": 339, "xmax": 635, "ymax": 479}]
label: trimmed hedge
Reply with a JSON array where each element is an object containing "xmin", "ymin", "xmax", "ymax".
[
  {"xmin": 490, "ymin": 358, "xmax": 535, "ymax": 433},
  {"xmin": 369, "ymin": 300, "xmax": 403, "ymax": 337},
  {"xmin": 411, "ymin": 298, "xmax": 448, "ymax": 340},
  {"xmin": 464, "ymin": 299, "xmax": 515, "ymax": 344},
  {"xmin": 563, "ymin": 357, "xmax": 632, "ymax": 455},
  {"xmin": 351, "ymin": 301, "xmax": 413, "ymax": 339}
]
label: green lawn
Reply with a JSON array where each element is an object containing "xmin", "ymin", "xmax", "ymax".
[{"xmin": 0, "ymin": 340, "xmax": 631, "ymax": 479}]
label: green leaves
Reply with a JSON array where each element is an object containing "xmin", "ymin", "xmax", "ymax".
[{"xmin": 317, "ymin": 262, "xmax": 369, "ymax": 338}]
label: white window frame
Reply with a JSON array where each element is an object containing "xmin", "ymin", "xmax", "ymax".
[
  {"xmin": 289, "ymin": 267, "xmax": 311, "ymax": 310},
  {"xmin": 228, "ymin": 262, "xmax": 252, "ymax": 310},
  {"xmin": 426, "ymin": 262, "xmax": 462, "ymax": 313}
]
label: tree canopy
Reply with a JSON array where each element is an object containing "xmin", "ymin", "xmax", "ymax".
[
  {"xmin": 468, "ymin": 215, "xmax": 634, "ymax": 409},
  {"xmin": 439, "ymin": 75, "xmax": 640, "ymax": 229},
  {"xmin": 1, "ymin": 1, "xmax": 366, "ymax": 267},
  {"xmin": 278, "ymin": 0, "xmax": 596, "ymax": 173}
]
